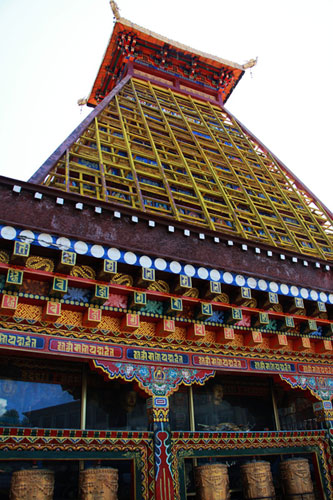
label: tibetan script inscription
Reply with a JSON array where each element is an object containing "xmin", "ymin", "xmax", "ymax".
[
  {"xmin": 299, "ymin": 364, "xmax": 333, "ymax": 376},
  {"xmin": 127, "ymin": 348, "xmax": 189, "ymax": 364},
  {"xmin": 49, "ymin": 339, "xmax": 122, "ymax": 358},
  {"xmin": 193, "ymin": 355, "xmax": 247, "ymax": 369},
  {"xmin": 250, "ymin": 360, "xmax": 295, "ymax": 373},
  {"xmin": 0, "ymin": 331, "xmax": 44, "ymax": 349}
]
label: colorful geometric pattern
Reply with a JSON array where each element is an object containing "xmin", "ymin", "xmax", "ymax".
[
  {"xmin": 281, "ymin": 374, "xmax": 333, "ymax": 401},
  {"xmin": 1, "ymin": 224, "xmax": 332, "ymax": 304},
  {"xmin": 2, "ymin": 12, "xmax": 332, "ymax": 500},
  {"xmin": 29, "ymin": 77, "xmax": 333, "ymax": 261},
  {"xmin": 0, "ymin": 427, "xmax": 154, "ymax": 500},
  {"xmin": 172, "ymin": 430, "xmax": 333, "ymax": 500}
]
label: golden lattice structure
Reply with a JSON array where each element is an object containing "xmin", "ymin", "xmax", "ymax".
[{"xmin": 34, "ymin": 77, "xmax": 332, "ymax": 261}]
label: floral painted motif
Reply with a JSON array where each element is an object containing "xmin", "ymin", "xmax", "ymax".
[
  {"xmin": 281, "ymin": 374, "xmax": 333, "ymax": 401},
  {"xmin": 104, "ymin": 293, "xmax": 128, "ymax": 308},
  {"xmin": 63, "ymin": 287, "xmax": 92, "ymax": 303},
  {"xmin": 92, "ymin": 360, "xmax": 214, "ymax": 396}
]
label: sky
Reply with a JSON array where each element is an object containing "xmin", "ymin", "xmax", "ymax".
[{"xmin": 0, "ymin": 0, "xmax": 332, "ymax": 212}]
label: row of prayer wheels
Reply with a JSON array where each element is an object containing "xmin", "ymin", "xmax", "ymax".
[
  {"xmin": 10, "ymin": 467, "xmax": 118, "ymax": 499},
  {"xmin": 195, "ymin": 458, "xmax": 315, "ymax": 500},
  {"xmin": 8, "ymin": 458, "xmax": 315, "ymax": 499}
]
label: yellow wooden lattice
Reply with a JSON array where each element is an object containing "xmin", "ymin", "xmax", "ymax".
[{"xmin": 41, "ymin": 78, "xmax": 333, "ymax": 261}]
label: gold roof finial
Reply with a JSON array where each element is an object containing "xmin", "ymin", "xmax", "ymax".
[
  {"xmin": 77, "ymin": 98, "xmax": 88, "ymax": 106},
  {"xmin": 110, "ymin": 0, "xmax": 120, "ymax": 20},
  {"xmin": 242, "ymin": 57, "xmax": 258, "ymax": 70}
]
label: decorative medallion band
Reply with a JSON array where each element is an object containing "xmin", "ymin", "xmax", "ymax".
[{"xmin": 0, "ymin": 224, "xmax": 331, "ymax": 304}]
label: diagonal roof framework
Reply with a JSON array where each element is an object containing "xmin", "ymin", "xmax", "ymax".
[{"xmin": 29, "ymin": 75, "xmax": 333, "ymax": 262}]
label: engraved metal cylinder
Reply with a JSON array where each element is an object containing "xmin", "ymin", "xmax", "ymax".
[
  {"xmin": 10, "ymin": 469, "xmax": 54, "ymax": 500},
  {"xmin": 280, "ymin": 458, "xmax": 315, "ymax": 499},
  {"xmin": 79, "ymin": 467, "xmax": 118, "ymax": 500},
  {"xmin": 195, "ymin": 464, "xmax": 230, "ymax": 500},
  {"xmin": 241, "ymin": 461, "xmax": 275, "ymax": 499}
]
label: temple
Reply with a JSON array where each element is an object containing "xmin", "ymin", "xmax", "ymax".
[{"xmin": 0, "ymin": 3, "xmax": 332, "ymax": 499}]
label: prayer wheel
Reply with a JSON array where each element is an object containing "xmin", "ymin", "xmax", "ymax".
[
  {"xmin": 79, "ymin": 467, "xmax": 118, "ymax": 500},
  {"xmin": 10, "ymin": 469, "xmax": 54, "ymax": 500},
  {"xmin": 280, "ymin": 458, "xmax": 315, "ymax": 499},
  {"xmin": 195, "ymin": 463, "xmax": 230, "ymax": 500},
  {"xmin": 241, "ymin": 461, "xmax": 275, "ymax": 499}
]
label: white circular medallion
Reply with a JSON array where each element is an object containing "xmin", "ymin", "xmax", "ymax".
[
  {"xmin": 38, "ymin": 233, "xmax": 53, "ymax": 247},
  {"xmin": 310, "ymin": 290, "xmax": 318, "ymax": 301},
  {"xmin": 280, "ymin": 284, "xmax": 289, "ymax": 295},
  {"xmin": 198, "ymin": 267, "xmax": 209, "ymax": 279},
  {"xmin": 107, "ymin": 248, "xmax": 121, "ymax": 260},
  {"xmin": 19, "ymin": 230, "xmax": 35, "ymax": 243},
  {"xmin": 124, "ymin": 252, "xmax": 137, "ymax": 265},
  {"xmin": 290, "ymin": 286, "xmax": 299, "ymax": 296},
  {"xmin": 170, "ymin": 261, "xmax": 182, "ymax": 273},
  {"xmin": 269, "ymin": 282, "xmax": 279, "ymax": 292},
  {"xmin": 0, "ymin": 226, "xmax": 17, "ymax": 240},
  {"xmin": 300, "ymin": 288, "xmax": 309, "ymax": 299},
  {"xmin": 329, "ymin": 293, "xmax": 333, "ymax": 304},
  {"xmin": 247, "ymin": 277, "xmax": 257, "ymax": 289},
  {"xmin": 258, "ymin": 279, "xmax": 268, "ymax": 291},
  {"xmin": 74, "ymin": 241, "xmax": 88, "ymax": 254},
  {"xmin": 91, "ymin": 245, "xmax": 105, "ymax": 258},
  {"xmin": 235, "ymin": 274, "xmax": 245, "ymax": 286},
  {"xmin": 139, "ymin": 256, "xmax": 152, "ymax": 268},
  {"xmin": 184, "ymin": 264, "xmax": 196, "ymax": 277},
  {"xmin": 210, "ymin": 269, "xmax": 221, "ymax": 281},
  {"xmin": 154, "ymin": 258, "xmax": 167, "ymax": 271},
  {"xmin": 223, "ymin": 272, "xmax": 233, "ymax": 284},
  {"xmin": 320, "ymin": 292, "xmax": 327, "ymax": 302},
  {"xmin": 56, "ymin": 237, "xmax": 71, "ymax": 250}
]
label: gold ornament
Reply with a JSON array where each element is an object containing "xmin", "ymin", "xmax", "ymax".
[
  {"xmin": 182, "ymin": 288, "xmax": 199, "ymax": 298},
  {"xmin": 26, "ymin": 256, "xmax": 55, "ymax": 272},
  {"xmin": 70, "ymin": 265, "xmax": 96, "ymax": 279},
  {"xmin": 212, "ymin": 293, "xmax": 230, "ymax": 304},
  {"xmin": 111, "ymin": 273, "xmax": 133, "ymax": 286},
  {"xmin": 147, "ymin": 280, "xmax": 170, "ymax": 293},
  {"xmin": 0, "ymin": 250, "xmax": 10, "ymax": 263}
]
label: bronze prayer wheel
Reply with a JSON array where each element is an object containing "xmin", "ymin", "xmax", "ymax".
[
  {"xmin": 10, "ymin": 469, "xmax": 54, "ymax": 500},
  {"xmin": 79, "ymin": 467, "xmax": 118, "ymax": 500},
  {"xmin": 195, "ymin": 463, "xmax": 230, "ymax": 500},
  {"xmin": 280, "ymin": 458, "xmax": 315, "ymax": 499},
  {"xmin": 241, "ymin": 461, "xmax": 275, "ymax": 499}
]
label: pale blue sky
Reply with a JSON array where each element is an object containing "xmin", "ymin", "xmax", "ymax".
[{"xmin": 0, "ymin": 0, "xmax": 332, "ymax": 211}]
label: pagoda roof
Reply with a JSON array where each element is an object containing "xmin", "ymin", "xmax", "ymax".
[
  {"xmin": 26, "ymin": 7, "xmax": 332, "ymax": 263},
  {"xmin": 87, "ymin": 17, "xmax": 251, "ymax": 106},
  {"xmin": 29, "ymin": 75, "xmax": 333, "ymax": 262}
]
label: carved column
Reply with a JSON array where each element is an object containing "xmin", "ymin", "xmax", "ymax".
[
  {"xmin": 91, "ymin": 359, "xmax": 215, "ymax": 500},
  {"xmin": 148, "ymin": 395, "xmax": 175, "ymax": 499}
]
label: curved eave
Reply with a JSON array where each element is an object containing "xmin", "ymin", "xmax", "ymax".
[{"xmin": 87, "ymin": 18, "xmax": 245, "ymax": 106}]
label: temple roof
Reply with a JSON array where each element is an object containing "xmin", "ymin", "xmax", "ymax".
[
  {"xmin": 87, "ymin": 17, "xmax": 252, "ymax": 107},
  {"xmin": 29, "ymin": 75, "xmax": 333, "ymax": 262},
  {"xmin": 27, "ymin": 6, "xmax": 333, "ymax": 262}
]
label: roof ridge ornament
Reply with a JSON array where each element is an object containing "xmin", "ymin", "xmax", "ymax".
[
  {"xmin": 77, "ymin": 97, "xmax": 88, "ymax": 106},
  {"xmin": 242, "ymin": 57, "xmax": 258, "ymax": 70},
  {"xmin": 110, "ymin": 0, "xmax": 120, "ymax": 20}
]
